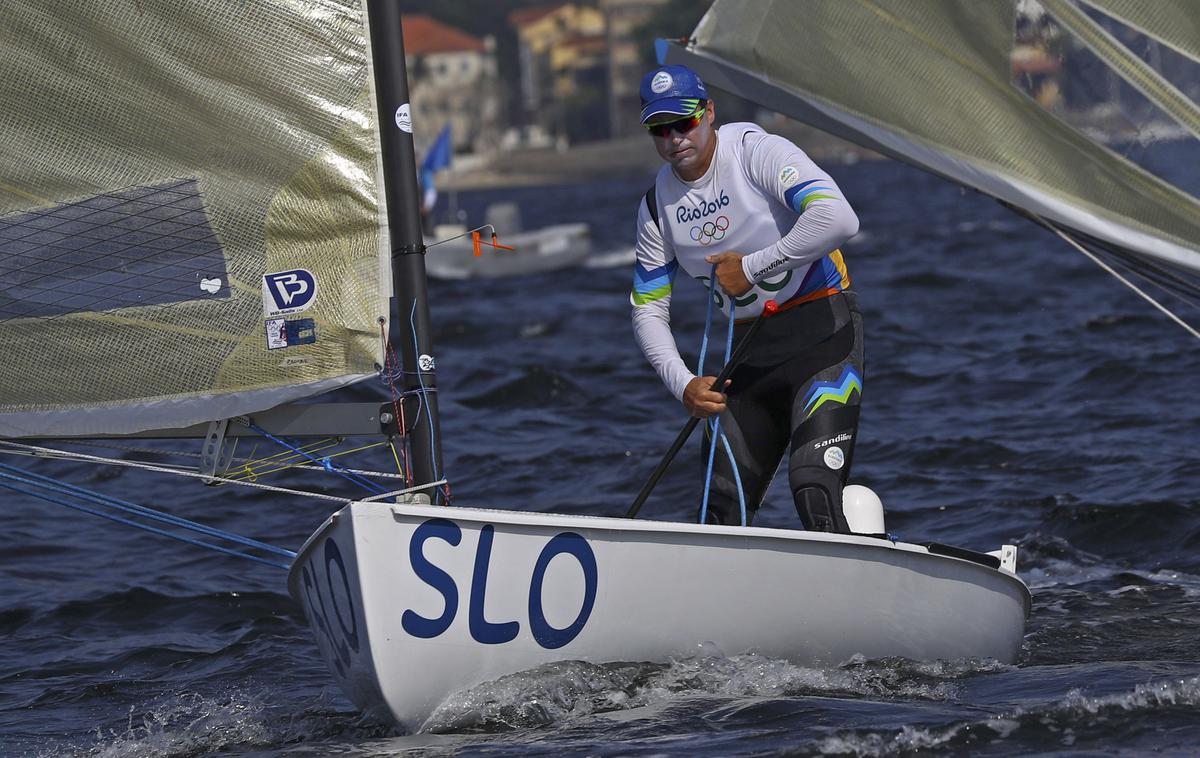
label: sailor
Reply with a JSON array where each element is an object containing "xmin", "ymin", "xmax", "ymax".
[{"xmin": 630, "ymin": 64, "xmax": 864, "ymax": 532}]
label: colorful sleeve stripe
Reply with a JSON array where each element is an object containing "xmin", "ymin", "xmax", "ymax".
[
  {"xmin": 631, "ymin": 258, "xmax": 677, "ymax": 306},
  {"xmin": 784, "ymin": 179, "xmax": 839, "ymax": 214}
]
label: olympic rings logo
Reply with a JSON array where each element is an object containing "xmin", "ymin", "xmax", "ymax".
[{"xmin": 690, "ymin": 215, "xmax": 730, "ymax": 246}]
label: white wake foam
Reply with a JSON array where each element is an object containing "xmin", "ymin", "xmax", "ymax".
[{"xmin": 422, "ymin": 653, "xmax": 1004, "ymax": 733}]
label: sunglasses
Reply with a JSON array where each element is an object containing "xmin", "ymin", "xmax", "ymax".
[{"xmin": 645, "ymin": 104, "xmax": 707, "ymax": 138}]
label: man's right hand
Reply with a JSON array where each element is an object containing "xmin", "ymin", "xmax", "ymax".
[{"xmin": 683, "ymin": 376, "xmax": 729, "ymax": 418}]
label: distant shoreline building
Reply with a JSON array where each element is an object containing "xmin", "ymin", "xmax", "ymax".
[
  {"xmin": 508, "ymin": 0, "xmax": 665, "ymax": 146},
  {"xmin": 600, "ymin": 0, "xmax": 668, "ymax": 139},
  {"xmin": 400, "ymin": 2, "xmax": 668, "ymax": 152},
  {"xmin": 508, "ymin": 4, "xmax": 605, "ymax": 146},
  {"xmin": 401, "ymin": 14, "xmax": 500, "ymax": 156}
]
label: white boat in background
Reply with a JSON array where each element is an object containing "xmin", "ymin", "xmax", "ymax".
[
  {"xmin": 290, "ymin": 500, "xmax": 1029, "ymax": 732},
  {"xmin": 425, "ymin": 214, "xmax": 591, "ymax": 280}
]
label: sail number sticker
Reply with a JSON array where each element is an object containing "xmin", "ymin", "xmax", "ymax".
[
  {"xmin": 262, "ymin": 269, "xmax": 317, "ymax": 315},
  {"xmin": 402, "ymin": 518, "xmax": 598, "ymax": 649}
]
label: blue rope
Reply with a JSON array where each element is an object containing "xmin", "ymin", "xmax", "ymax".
[
  {"xmin": 698, "ymin": 265, "xmax": 718, "ymax": 377},
  {"xmin": 246, "ymin": 423, "xmax": 387, "ymax": 495},
  {"xmin": 0, "ymin": 465, "xmax": 293, "ymax": 569},
  {"xmin": 410, "ymin": 298, "xmax": 442, "ymax": 491},
  {"xmin": 698, "ymin": 264, "xmax": 719, "ymax": 524},
  {"xmin": 721, "ymin": 297, "xmax": 748, "ymax": 527},
  {"xmin": 0, "ymin": 462, "xmax": 295, "ymax": 557},
  {"xmin": 697, "ymin": 265, "xmax": 747, "ymax": 526},
  {"xmin": 722, "ymin": 423, "xmax": 747, "ymax": 527}
]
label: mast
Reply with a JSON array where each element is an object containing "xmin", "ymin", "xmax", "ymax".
[{"xmin": 367, "ymin": 1, "xmax": 445, "ymax": 503}]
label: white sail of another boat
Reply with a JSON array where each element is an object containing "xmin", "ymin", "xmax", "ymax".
[{"xmin": 664, "ymin": 0, "xmax": 1200, "ymax": 325}]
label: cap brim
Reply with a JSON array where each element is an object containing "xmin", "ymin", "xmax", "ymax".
[{"xmin": 640, "ymin": 97, "xmax": 701, "ymax": 124}]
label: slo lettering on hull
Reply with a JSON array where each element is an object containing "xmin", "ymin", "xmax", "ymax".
[
  {"xmin": 402, "ymin": 518, "xmax": 599, "ymax": 649},
  {"xmin": 301, "ymin": 538, "xmax": 360, "ymax": 678}
]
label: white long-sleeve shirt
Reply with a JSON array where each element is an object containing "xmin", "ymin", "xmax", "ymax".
[{"xmin": 631, "ymin": 122, "xmax": 859, "ymax": 400}]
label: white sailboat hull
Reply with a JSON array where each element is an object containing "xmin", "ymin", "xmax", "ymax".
[{"xmin": 288, "ymin": 501, "xmax": 1030, "ymax": 732}]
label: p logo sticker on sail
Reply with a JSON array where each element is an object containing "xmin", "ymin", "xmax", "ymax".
[{"xmin": 263, "ymin": 269, "xmax": 317, "ymax": 315}]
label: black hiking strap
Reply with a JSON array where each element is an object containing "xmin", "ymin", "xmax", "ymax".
[
  {"xmin": 644, "ymin": 184, "xmax": 659, "ymax": 231},
  {"xmin": 926, "ymin": 542, "xmax": 1002, "ymax": 569}
]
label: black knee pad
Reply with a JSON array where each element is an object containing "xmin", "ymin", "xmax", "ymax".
[
  {"xmin": 791, "ymin": 477, "xmax": 851, "ymax": 533},
  {"xmin": 788, "ymin": 405, "xmax": 857, "ymax": 533}
]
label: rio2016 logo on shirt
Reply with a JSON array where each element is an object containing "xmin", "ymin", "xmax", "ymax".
[
  {"xmin": 263, "ymin": 269, "xmax": 317, "ymax": 316},
  {"xmin": 675, "ymin": 190, "xmax": 731, "ymax": 224},
  {"xmin": 690, "ymin": 215, "xmax": 730, "ymax": 246}
]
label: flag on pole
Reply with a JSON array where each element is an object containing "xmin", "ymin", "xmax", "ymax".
[
  {"xmin": 421, "ymin": 124, "xmax": 452, "ymax": 175},
  {"xmin": 419, "ymin": 123, "xmax": 451, "ymax": 214}
]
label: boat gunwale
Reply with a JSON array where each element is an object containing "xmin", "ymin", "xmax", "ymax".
[{"xmin": 288, "ymin": 500, "xmax": 1032, "ymax": 616}]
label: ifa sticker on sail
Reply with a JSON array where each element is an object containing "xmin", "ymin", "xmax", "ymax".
[{"xmin": 262, "ymin": 269, "xmax": 318, "ymax": 316}]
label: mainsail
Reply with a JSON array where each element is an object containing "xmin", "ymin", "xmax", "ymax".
[
  {"xmin": 0, "ymin": 0, "xmax": 391, "ymax": 437},
  {"xmin": 663, "ymin": 0, "xmax": 1200, "ymax": 311}
]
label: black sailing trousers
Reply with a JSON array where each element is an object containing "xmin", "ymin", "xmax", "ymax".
[{"xmin": 700, "ymin": 291, "xmax": 864, "ymax": 531}]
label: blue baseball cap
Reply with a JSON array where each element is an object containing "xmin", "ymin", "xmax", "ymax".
[{"xmin": 639, "ymin": 65, "xmax": 709, "ymax": 124}]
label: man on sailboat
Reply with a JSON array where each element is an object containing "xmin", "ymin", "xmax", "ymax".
[{"xmin": 630, "ymin": 64, "xmax": 864, "ymax": 532}]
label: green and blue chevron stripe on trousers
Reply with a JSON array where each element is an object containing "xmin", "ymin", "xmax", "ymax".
[{"xmin": 700, "ymin": 291, "xmax": 864, "ymax": 532}]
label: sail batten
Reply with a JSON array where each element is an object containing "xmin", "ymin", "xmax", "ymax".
[{"xmin": 668, "ymin": 0, "xmax": 1200, "ymax": 276}]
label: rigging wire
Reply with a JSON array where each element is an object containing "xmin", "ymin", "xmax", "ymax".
[
  {"xmin": 378, "ymin": 310, "xmax": 449, "ymax": 504},
  {"xmin": 388, "ymin": 438, "xmax": 405, "ymax": 480},
  {"xmin": 55, "ymin": 439, "xmax": 409, "ymax": 480},
  {"xmin": 357, "ymin": 478, "xmax": 451, "ymax": 503},
  {"xmin": 1049, "ymin": 225, "xmax": 1200, "ymax": 340},
  {"xmin": 245, "ymin": 422, "xmax": 389, "ymax": 495},
  {"xmin": 225, "ymin": 437, "xmax": 346, "ymax": 481},
  {"xmin": 0, "ymin": 441, "xmax": 443, "ymax": 502},
  {"xmin": 1065, "ymin": 229, "xmax": 1200, "ymax": 309},
  {"xmin": 0, "ymin": 462, "xmax": 294, "ymax": 570},
  {"xmin": 409, "ymin": 298, "xmax": 446, "ymax": 502},
  {"xmin": 228, "ymin": 439, "xmax": 391, "ymax": 483},
  {"xmin": 1001, "ymin": 201, "xmax": 1200, "ymax": 341},
  {"xmin": 380, "ymin": 319, "xmax": 414, "ymax": 485}
]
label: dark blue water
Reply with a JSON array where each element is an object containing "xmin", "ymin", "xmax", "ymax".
[{"xmin": 3, "ymin": 157, "xmax": 1198, "ymax": 756}]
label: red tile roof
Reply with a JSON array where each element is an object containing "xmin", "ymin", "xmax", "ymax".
[
  {"xmin": 507, "ymin": 5, "xmax": 565, "ymax": 29},
  {"xmin": 401, "ymin": 14, "xmax": 484, "ymax": 55}
]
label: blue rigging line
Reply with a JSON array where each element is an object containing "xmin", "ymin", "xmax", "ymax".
[
  {"xmin": 0, "ymin": 464, "xmax": 293, "ymax": 569},
  {"xmin": 698, "ymin": 265, "xmax": 718, "ymax": 524},
  {"xmin": 246, "ymin": 423, "xmax": 388, "ymax": 495},
  {"xmin": 721, "ymin": 298, "xmax": 747, "ymax": 527},
  {"xmin": 410, "ymin": 298, "xmax": 441, "ymax": 489},
  {"xmin": 697, "ymin": 265, "xmax": 747, "ymax": 525}
]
